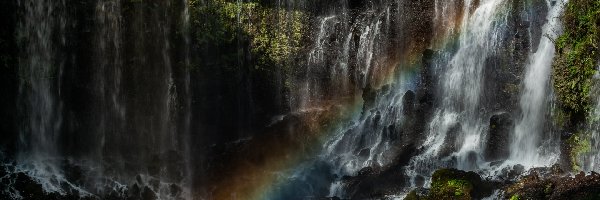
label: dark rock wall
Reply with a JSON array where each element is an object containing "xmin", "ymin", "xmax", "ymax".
[{"xmin": 0, "ymin": 0, "xmax": 19, "ymax": 158}]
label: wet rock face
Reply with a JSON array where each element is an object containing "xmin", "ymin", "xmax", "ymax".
[
  {"xmin": 402, "ymin": 90, "xmax": 416, "ymax": 116},
  {"xmin": 0, "ymin": 0, "xmax": 19, "ymax": 157},
  {"xmin": 481, "ymin": 0, "xmax": 548, "ymax": 114},
  {"xmin": 484, "ymin": 113, "xmax": 513, "ymax": 162},
  {"xmin": 505, "ymin": 169, "xmax": 600, "ymax": 200},
  {"xmin": 439, "ymin": 123, "xmax": 463, "ymax": 158},
  {"xmin": 412, "ymin": 49, "xmax": 437, "ymax": 142}
]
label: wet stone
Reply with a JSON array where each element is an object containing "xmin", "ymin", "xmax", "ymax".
[
  {"xmin": 141, "ymin": 186, "xmax": 157, "ymax": 200},
  {"xmin": 484, "ymin": 113, "xmax": 513, "ymax": 162}
]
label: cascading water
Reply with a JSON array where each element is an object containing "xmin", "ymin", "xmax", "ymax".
[
  {"xmin": 5, "ymin": 0, "xmax": 192, "ymax": 199},
  {"xmin": 510, "ymin": 0, "xmax": 565, "ymax": 167},
  {"xmin": 3, "ymin": 0, "xmax": 598, "ymax": 199},
  {"xmin": 274, "ymin": 0, "xmax": 571, "ymax": 198},
  {"xmin": 16, "ymin": 0, "xmax": 68, "ymax": 194},
  {"xmin": 406, "ymin": 0, "xmax": 508, "ymax": 181}
]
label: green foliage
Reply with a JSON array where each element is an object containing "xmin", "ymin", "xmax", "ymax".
[
  {"xmin": 567, "ymin": 132, "xmax": 592, "ymax": 171},
  {"xmin": 552, "ymin": 0, "xmax": 600, "ymax": 116},
  {"xmin": 190, "ymin": 0, "xmax": 306, "ymax": 67},
  {"xmin": 510, "ymin": 194, "xmax": 520, "ymax": 200},
  {"xmin": 429, "ymin": 179, "xmax": 472, "ymax": 199},
  {"xmin": 189, "ymin": 0, "xmax": 307, "ymax": 93},
  {"xmin": 544, "ymin": 183, "xmax": 554, "ymax": 194},
  {"xmin": 426, "ymin": 169, "xmax": 474, "ymax": 200},
  {"xmin": 552, "ymin": 104, "xmax": 571, "ymax": 127}
]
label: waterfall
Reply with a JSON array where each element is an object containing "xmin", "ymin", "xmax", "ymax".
[
  {"xmin": 401, "ymin": 0, "xmax": 568, "ymax": 188},
  {"xmin": 9, "ymin": 0, "xmax": 192, "ymax": 199},
  {"xmin": 510, "ymin": 0, "xmax": 565, "ymax": 167},
  {"xmin": 581, "ymin": 59, "xmax": 600, "ymax": 172},
  {"xmin": 311, "ymin": 0, "xmax": 399, "ymax": 176},
  {"xmin": 406, "ymin": 0, "xmax": 507, "ymax": 181},
  {"xmin": 3, "ymin": 0, "xmax": 594, "ymax": 199},
  {"xmin": 16, "ymin": 0, "xmax": 68, "ymax": 194}
]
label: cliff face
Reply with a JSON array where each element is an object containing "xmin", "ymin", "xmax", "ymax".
[{"xmin": 0, "ymin": 0, "xmax": 18, "ymax": 157}]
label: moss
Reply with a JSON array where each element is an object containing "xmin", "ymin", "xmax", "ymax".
[
  {"xmin": 552, "ymin": 0, "xmax": 600, "ymax": 117},
  {"xmin": 552, "ymin": 104, "xmax": 571, "ymax": 127},
  {"xmin": 191, "ymin": 0, "xmax": 306, "ymax": 68},
  {"xmin": 567, "ymin": 132, "xmax": 592, "ymax": 171},
  {"xmin": 503, "ymin": 83, "xmax": 520, "ymax": 95},
  {"xmin": 544, "ymin": 183, "xmax": 554, "ymax": 194},
  {"xmin": 510, "ymin": 194, "xmax": 520, "ymax": 200},
  {"xmin": 426, "ymin": 169, "xmax": 476, "ymax": 200},
  {"xmin": 429, "ymin": 179, "xmax": 472, "ymax": 199}
]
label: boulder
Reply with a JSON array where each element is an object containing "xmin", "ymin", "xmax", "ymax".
[
  {"xmin": 484, "ymin": 113, "xmax": 513, "ymax": 162},
  {"xmin": 438, "ymin": 123, "xmax": 462, "ymax": 158},
  {"xmin": 404, "ymin": 168, "xmax": 495, "ymax": 200}
]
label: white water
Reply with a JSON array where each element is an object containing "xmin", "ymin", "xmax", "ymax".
[
  {"xmin": 11, "ymin": 0, "xmax": 192, "ymax": 199},
  {"xmin": 406, "ymin": 0, "xmax": 507, "ymax": 182},
  {"xmin": 16, "ymin": 0, "xmax": 67, "ymax": 194},
  {"xmin": 298, "ymin": 3, "xmax": 391, "ymax": 112},
  {"xmin": 510, "ymin": 0, "xmax": 565, "ymax": 167},
  {"xmin": 404, "ymin": 0, "xmax": 567, "ymax": 189},
  {"xmin": 299, "ymin": 3, "xmax": 419, "ymax": 198},
  {"xmin": 325, "ymin": 72, "xmax": 416, "ymax": 198}
]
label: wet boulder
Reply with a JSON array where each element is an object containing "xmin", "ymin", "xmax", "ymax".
[
  {"xmin": 404, "ymin": 168, "xmax": 495, "ymax": 200},
  {"xmin": 505, "ymin": 170, "xmax": 600, "ymax": 200},
  {"xmin": 484, "ymin": 113, "xmax": 513, "ymax": 162}
]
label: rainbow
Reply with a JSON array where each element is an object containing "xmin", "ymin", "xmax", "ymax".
[{"xmin": 203, "ymin": 1, "xmax": 518, "ymax": 198}]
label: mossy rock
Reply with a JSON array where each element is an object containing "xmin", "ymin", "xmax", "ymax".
[
  {"xmin": 404, "ymin": 169, "xmax": 495, "ymax": 200},
  {"xmin": 429, "ymin": 169, "xmax": 480, "ymax": 200}
]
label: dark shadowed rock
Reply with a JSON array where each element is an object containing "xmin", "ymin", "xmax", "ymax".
[
  {"xmin": 358, "ymin": 148, "xmax": 370, "ymax": 159},
  {"xmin": 439, "ymin": 123, "xmax": 462, "ymax": 158},
  {"xmin": 484, "ymin": 113, "xmax": 513, "ymax": 162},
  {"xmin": 141, "ymin": 186, "xmax": 157, "ymax": 200},
  {"xmin": 403, "ymin": 90, "xmax": 416, "ymax": 116},
  {"xmin": 415, "ymin": 175, "xmax": 426, "ymax": 187}
]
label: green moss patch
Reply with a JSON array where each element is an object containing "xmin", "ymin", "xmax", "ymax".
[
  {"xmin": 552, "ymin": 0, "xmax": 600, "ymax": 116},
  {"xmin": 567, "ymin": 132, "xmax": 592, "ymax": 171},
  {"xmin": 405, "ymin": 169, "xmax": 494, "ymax": 200}
]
